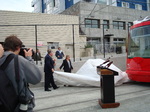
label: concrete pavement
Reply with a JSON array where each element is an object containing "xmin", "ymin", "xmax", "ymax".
[
  {"xmin": 31, "ymin": 54, "xmax": 150, "ymax": 112},
  {"xmin": 31, "ymin": 82, "xmax": 150, "ymax": 112}
]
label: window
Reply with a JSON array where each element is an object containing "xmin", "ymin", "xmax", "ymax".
[
  {"xmin": 122, "ymin": 2, "xmax": 129, "ymax": 8},
  {"xmin": 85, "ymin": 19, "xmax": 100, "ymax": 28},
  {"xmin": 103, "ymin": 20, "xmax": 109, "ymax": 29},
  {"xmin": 53, "ymin": 0, "xmax": 56, "ymax": 7},
  {"xmin": 113, "ymin": 21, "xmax": 126, "ymax": 30},
  {"xmin": 97, "ymin": 0, "xmax": 107, "ymax": 4},
  {"xmin": 46, "ymin": 1, "xmax": 54, "ymax": 13},
  {"xmin": 135, "ymin": 4, "xmax": 142, "ymax": 10},
  {"xmin": 128, "ymin": 25, "xmax": 150, "ymax": 58},
  {"xmin": 113, "ymin": 38, "xmax": 125, "ymax": 44},
  {"xmin": 47, "ymin": 42, "xmax": 59, "ymax": 49}
]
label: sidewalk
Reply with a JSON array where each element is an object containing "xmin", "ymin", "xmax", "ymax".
[{"xmin": 31, "ymin": 82, "xmax": 150, "ymax": 112}]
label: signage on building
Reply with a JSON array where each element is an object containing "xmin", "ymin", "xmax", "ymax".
[{"xmin": 37, "ymin": 41, "xmax": 43, "ymax": 46}]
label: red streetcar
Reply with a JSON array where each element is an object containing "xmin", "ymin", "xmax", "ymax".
[{"xmin": 126, "ymin": 17, "xmax": 150, "ymax": 82}]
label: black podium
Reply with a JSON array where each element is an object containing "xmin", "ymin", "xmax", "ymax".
[{"xmin": 97, "ymin": 66, "xmax": 120, "ymax": 108}]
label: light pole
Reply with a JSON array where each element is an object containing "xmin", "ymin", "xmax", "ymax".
[
  {"xmin": 72, "ymin": 24, "xmax": 75, "ymax": 62},
  {"xmin": 35, "ymin": 25, "xmax": 38, "ymax": 65},
  {"xmin": 103, "ymin": 24, "xmax": 105, "ymax": 58}
]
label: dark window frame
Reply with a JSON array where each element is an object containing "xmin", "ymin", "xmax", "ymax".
[
  {"xmin": 113, "ymin": 21, "xmax": 126, "ymax": 30},
  {"xmin": 103, "ymin": 20, "xmax": 110, "ymax": 29},
  {"xmin": 85, "ymin": 18, "xmax": 100, "ymax": 28}
]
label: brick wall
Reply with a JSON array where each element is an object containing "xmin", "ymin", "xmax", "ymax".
[{"xmin": 0, "ymin": 10, "xmax": 82, "ymax": 58}]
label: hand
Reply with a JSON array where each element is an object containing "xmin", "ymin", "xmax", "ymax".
[
  {"xmin": 52, "ymin": 68, "xmax": 54, "ymax": 72},
  {"xmin": 24, "ymin": 48, "xmax": 33, "ymax": 57},
  {"xmin": 53, "ymin": 59, "xmax": 56, "ymax": 61},
  {"xmin": 57, "ymin": 68, "xmax": 60, "ymax": 70},
  {"xmin": 0, "ymin": 44, "xmax": 4, "ymax": 58}
]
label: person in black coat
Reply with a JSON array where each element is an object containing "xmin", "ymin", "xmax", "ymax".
[
  {"xmin": 32, "ymin": 49, "xmax": 42, "ymax": 61},
  {"xmin": 59, "ymin": 55, "xmax": 73, "ymax": 73},
  {"xmin": 44, "ymin": 49, "xmax": 59, "ymax": 91}
]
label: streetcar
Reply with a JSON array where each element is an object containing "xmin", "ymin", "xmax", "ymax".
[{"xmin": 126, "ymin": 17, "xmax": 150, "ymax": 82}]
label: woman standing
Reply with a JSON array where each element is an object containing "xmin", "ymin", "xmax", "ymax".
[{"xmin": 59, "ymin": 55, "xmax": 73, "ymax": 73}]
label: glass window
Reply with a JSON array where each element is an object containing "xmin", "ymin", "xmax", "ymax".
[
  {"xmin": 128, "ymin": 25, "xmax": 150, "ymax": 58},
  {"xmin": 113, "ymin": 38, "xmax": 117, "ymax": 41},
  {"xmin": 113, "ymin": 38, "xmax": 124, "ymax": 42},
  {"xmin": 85, "ymin": 19, "xmax": 100, "ymax": 28},
  {"xmin": 135, "ymin": 4, "xmax": 142, "ymax": 10},
  {"xmin": 47, "ymin": 42, "xmax": 59, "ymax": 49},
  {"xmin": 103, "ymin": 20, "xmax": 109, "ymax": 29},
  {"xmin": 113, "ymin": 21, "xmax": 118, "ymax": 29},
  {"xmin": 97, "ymin": 0, "xmax": 107, "ymax": 4},
  {"xmin": 113, "ymin": 21, "xmax": 126, "ymax": 30},
  {"xmin": 122, "ymin": 2, "xmax": 129, "ymax": 8}
]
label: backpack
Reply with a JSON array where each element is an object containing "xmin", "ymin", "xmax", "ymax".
[{"xmin": 0, "ymin": 54, "xmax": 19, "ymax": 112}]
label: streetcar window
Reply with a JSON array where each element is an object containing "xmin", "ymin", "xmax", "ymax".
[{"xmin": 128, "ymin": 25, "xmax": 150, "ymax": 58}]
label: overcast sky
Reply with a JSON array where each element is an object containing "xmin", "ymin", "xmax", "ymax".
[{"xmin": 0, "ymin": 0, "xmax": 33, "ymax": 12}]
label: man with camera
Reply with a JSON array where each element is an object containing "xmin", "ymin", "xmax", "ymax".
[{"xmin": 0, "ymin": 35, "xmax": 42, "ymax": 112}]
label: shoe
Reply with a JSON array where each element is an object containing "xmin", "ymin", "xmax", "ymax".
[
  {"xmin": 54, "ymin": 86, "xmax": 59, "ymax": 90},
  {"xmin": 45, "ymin": 89, "xmax": 51, "ymax": 91},
  {"xmin": 48, "ymin": 85, "xmax": 52, "ymax": 88}
]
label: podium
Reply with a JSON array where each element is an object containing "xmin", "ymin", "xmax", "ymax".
[{"xmin": 97, "ymin": 66, "xmax": 120, "ymax": 108}]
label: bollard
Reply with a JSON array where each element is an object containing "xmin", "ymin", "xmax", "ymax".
[{"xmin": 97, "ymin": 65, "xmax": 120, "ymax": 108}]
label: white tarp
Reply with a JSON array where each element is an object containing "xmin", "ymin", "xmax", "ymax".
[{"xmin": 54, "ymin": 59, "xmax": 130, "ymax": 87}]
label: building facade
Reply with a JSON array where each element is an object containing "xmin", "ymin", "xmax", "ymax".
[
  {"xmin": 31, "ymin": 0, "xmax": 149, "ymax": 14},
  {"xmin": 60, "ymin": 1, "xmax": 150, "ymax": 53}
]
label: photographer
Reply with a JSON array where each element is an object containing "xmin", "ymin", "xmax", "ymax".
[{"xmin": 0, "ymin": 35, "xmax": 42, "ymax": 112}]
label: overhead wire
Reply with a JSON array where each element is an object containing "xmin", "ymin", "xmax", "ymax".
[
  {"xmin": 80, "ymin": 1, "xmax": 117, "ymax": 24},
  {"xmin": 80, "ymin": 2, "xmax": 98, "ymax": 24},
  {"xmin": 80, "ymin": 0, "xmax": 149, "ymax": 25}
]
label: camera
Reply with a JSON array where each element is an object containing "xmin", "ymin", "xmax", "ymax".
[
  {"xmin": 19, "ymin": 95, "xmax": 31, "ymax": 104},
  {"xmin": 19, "ymin": 47, "xmax": 34, "ymax": 57}
]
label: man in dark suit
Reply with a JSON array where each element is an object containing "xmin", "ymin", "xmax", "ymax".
[
  {"xmin": 55, "ymin": 47, "xmax": 64, "ymax": 59},
  {"xmin": 44, "ymin": 49, "xmax": 59, "ymax": 91},
  {"xmin": 59, "ymin": 55, "xmax": 73, "ymax": 73}
]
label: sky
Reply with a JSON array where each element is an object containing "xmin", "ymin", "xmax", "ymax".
[{"xmin": 0, "ymin": 0, "xmax": 33, "ymax": 12}]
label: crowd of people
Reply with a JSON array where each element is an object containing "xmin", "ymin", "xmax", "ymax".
[{"xmin": 0, "ymin": 35, "xmax": 74, "ymax": 111}]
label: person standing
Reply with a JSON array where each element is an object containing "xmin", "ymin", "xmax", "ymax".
[
  {"xmin": 32, "ymin": 49, "xmax": 43, "ymax": 65},
  {"xmin": 0, "ymin": 35, "xmax": 42, "ymax": 112},
  {"xmin": 44, "ymin": 49, "xmax": 59, "ymax": 91},
  {"xmin": 55, "ymin": 47, "xmax": 64, "ymax": 59},
  {"xmin": 59, "ymin": 55, "xmax": 73, "ymax": 73},
  {"xmin": 32, "ymin": 49, "xmax": 42, "ymax": 61}
]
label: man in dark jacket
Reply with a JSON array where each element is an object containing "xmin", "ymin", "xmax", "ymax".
[
  {"xmin": 44, "ymin": 49, "xmax": 59, "ymax": 91},
  {"xmin": 55, "ymin": 47, "xmax": 64, "ymax": 59},
  {"xmin": 59, "ymin": 55, "xmax": 73, "ymax": 73}
]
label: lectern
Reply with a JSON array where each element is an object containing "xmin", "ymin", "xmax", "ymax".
[{"xmin": 97, "ymin": 65, "xmax": 120, "ymax": 108}]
